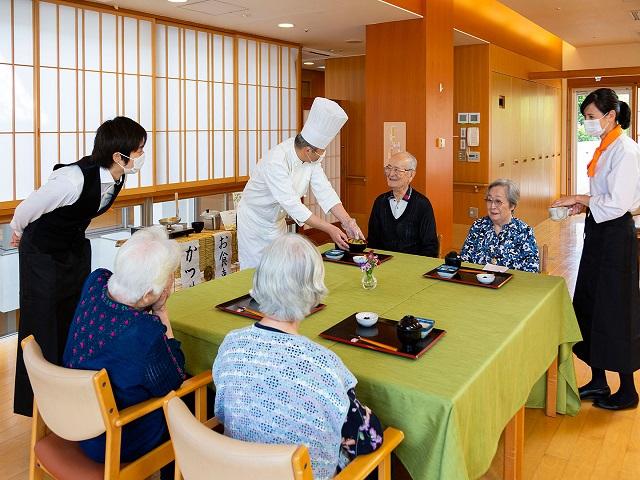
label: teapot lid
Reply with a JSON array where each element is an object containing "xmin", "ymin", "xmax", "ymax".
[{"xmin": 398, "ymin": 315, "xmax": 422, "ymax": 331}]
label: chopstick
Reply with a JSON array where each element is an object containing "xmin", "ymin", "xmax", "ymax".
[
  {"xmin": 239, "ymin": 306, "xmax": 263, "ymax": 317},
  {"xmin": 357, "ymin": 336, "xmax": 398, "ymax": 352}
]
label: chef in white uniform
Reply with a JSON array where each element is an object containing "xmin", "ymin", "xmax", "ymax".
[{"xmin": 238, "ymin": 97, "xmax": 363, "ymax": 269}]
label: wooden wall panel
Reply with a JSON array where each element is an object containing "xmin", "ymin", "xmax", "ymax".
[
  {"xmin": 454, "ymin": 44, "xmax": 562, "ymax": 229},
  {"xmin": 301, "ymin": 70, "xmax": 325, "ymax": 99},
  {"xmin": 424, "ymin": 0, "xmax": 454, "ymax": 250},
  {"xmin": 453, "ymin": 45, "xmax": 490, "ymax": 185},
  {"xmin": 382, "ymin": 0, "xmax": 424, "ymax": 16},
  {"xmin": 490, "ymin": 45, "xmax": 560, "ymax": 89},
  {"xmin": 325, "ymin": 56, "xmax": 367, "ymax": 228},
  {"xmin": 453, "ymin": 0, "xmax": 562, "ymax": 70},
  {"xmin": 366, "ymin": 19, "xmax": 426, "ymax": 198},
  {"xmin": 366, "ymin": 5, "xmax": 454, "ymax": 251}
]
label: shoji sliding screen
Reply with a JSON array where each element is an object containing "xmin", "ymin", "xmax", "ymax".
[
  {"xmin": 38, "ymin": 1, "xmax": 154, "ymax": 189},
  {"xmin": 155, "ymin": 23, "xmax": 235, "ymax": 185},
  {"xmin": 0, "ymin": 0, "xmax": 35, "ymax": 202},
  {"xmin": 237, "ymin": 37, "xmax": 299, "ymax": 178},
  {"xmin": 0, "ymin": 0, "xmax": 300, "ymax": 217}
]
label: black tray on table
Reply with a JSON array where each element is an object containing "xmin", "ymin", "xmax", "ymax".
[
  {"xmin": 322, "ymin": 249, "xmax": 393, "ymax": 267},
  {"xmin": 216, "ymin": 293, "xmax": 326, "ymax": 320},
  {"xmin": 319, "ymin": 313, "xmax": 446, "ymax": 360},
  {"xmin": 423, "ymin": 265, "xmax": 513, "ymax": 289}
]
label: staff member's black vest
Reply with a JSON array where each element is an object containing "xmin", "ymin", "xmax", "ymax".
[{"xmin": 23, "ymin": 156, "xmax": 124, "ymax": 252}]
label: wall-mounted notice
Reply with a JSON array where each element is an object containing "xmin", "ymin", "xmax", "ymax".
[{"xmin": 383, "ymin": 122, "xmax": 406, "ymax": 163}]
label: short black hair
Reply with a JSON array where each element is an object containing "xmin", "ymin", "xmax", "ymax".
[
  {"xmin": 580, "ymin": 88, "xmax": 631, "ymax": 130},
  {"xmin": 294, "ymin": 133, "xmax": 319, "ymax": 151},
  {"xmin": 91, "ymin": 116, "xmax": 147, "ymax": 168}
]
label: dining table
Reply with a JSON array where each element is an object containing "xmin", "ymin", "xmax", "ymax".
[{"xmin": 166, "ymin": 245, "xmax": 582, "ymax": 480}]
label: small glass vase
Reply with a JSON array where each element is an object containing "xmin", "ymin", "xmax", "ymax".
[{"xmin": 361, "ymin": 270, "xmax": 378, "ymax": 290}]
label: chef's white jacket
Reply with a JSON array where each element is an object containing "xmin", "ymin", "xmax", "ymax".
[{"xmin": 237, "ymin": 137, "xmax": 340, "ymax": 269}]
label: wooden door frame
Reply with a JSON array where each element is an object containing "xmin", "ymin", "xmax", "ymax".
[{"xmin": 566, "ymin": 77, "xmax": 639, "ymax": 194}]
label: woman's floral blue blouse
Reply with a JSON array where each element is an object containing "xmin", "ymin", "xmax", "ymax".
[{"xmin": 460, "ymin": 216, "xmax": 540, "ymax": 273}]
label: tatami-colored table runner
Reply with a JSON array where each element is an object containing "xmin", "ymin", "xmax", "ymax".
[{"xmin": 167, "ymin": 245, "xmax": 581, "ymax": 480}]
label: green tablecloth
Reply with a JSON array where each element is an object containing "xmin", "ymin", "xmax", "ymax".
[{"xmin": 167, "ymin": 246, "xmax": 581, "ymax": 480}]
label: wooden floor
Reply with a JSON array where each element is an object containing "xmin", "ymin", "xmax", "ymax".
[{"xmin": 1, "ymin": 216, "xmax": 639, "ymax": 479}]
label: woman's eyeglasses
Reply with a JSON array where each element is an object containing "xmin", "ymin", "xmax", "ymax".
[
  {"xmin": 384, "ymin": 165, "xmax": 413, "ymax": 175},
  {"xmin": 484, "ymin": 198, "xmax": 505, "ymax": 208}
]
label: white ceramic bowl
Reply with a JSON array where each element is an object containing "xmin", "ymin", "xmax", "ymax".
[
  {"xmin": 476, "ymin": 273, "xmax": 496, "ymax": 284},
  {"xmin": 548, "ymin": 206, "xmax": 568, "ymax": 221},
  {"xmin": 352, "ymin": 255, "xmax": 367, "ymax": 265},
  {"xmin": 356, "ymin": 311, "xmax": 379, "ymax": 327}
]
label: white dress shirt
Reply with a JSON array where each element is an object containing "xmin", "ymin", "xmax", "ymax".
[
  {"xmin": 388, "ymin": 197, "xmax": 409, "ymax": 219},
  {"xmin": 589, "ymin": 134, "xmax": 640, "ymax": 224},
  {"xmin": 10, "ymin": 165, "xmax": 121, "ymax": 236}
]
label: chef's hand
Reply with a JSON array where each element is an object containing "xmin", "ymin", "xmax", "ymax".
[
  {"xmin": 342, "ymin": 218, "xmax": 364, "ymax": 240},
  {"xmin": 10, "ymin": 231, "xmax": 21, "ymax": 247},
  {"xmin": 329, "ymin": 224, "xmax": 349, "ymax": 250}
]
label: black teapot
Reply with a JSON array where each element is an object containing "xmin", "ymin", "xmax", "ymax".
[
  {"xmin": 396, "ymin": 315, "xmax": 423, "ymax": 350},
  {"xmin": 445, "ymin": 251, "xmax": 462, "ymax": 268}
]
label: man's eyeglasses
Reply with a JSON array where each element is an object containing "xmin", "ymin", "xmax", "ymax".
[
  {"xmin": 484, "ymin": 198, "xmax": 505, "ymax": 208},
  {"xmin": 384, "ymin": 165, "xmax": 414, "ymax": 175}
]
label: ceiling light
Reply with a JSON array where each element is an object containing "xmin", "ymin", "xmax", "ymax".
[
  {"xmin": 168, "ymin": 0, "xmax": 188, "ymax": 3},
  {"xmin": 278, "ymin": 23, "xmax": 295, "ymax": 28},
  {"xmin": 345, "ymin": 39, "xmax": 363, "ymax": 44},
  {"xmin": 303, "ymin": 61, "xmax": 315, "ymax": 65},
  {"xmin": 318, "ymin": 66, "xmax": 325, "ymax": 69}
]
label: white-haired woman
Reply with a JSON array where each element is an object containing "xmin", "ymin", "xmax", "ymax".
[
  {"xmin": 460, "ymin": 179, "xmax": 540, "ymax": 272},
  {"xmin": 213, "ymin": 233, "xmax": 382, "ymax": 480},
  {"xmin": 63, "ymin": 226, "xmax": 185, "ymax": 467}
]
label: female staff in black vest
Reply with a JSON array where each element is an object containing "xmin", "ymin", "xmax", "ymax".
[
  {"xmin": 552, "ymin": 88, "xmax": 640, "ymax": 410},
  {"xmin": 10, "ymin": 116, "xmax": 147, "ymax": 416}
]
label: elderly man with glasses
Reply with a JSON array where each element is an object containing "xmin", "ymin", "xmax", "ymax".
[{"xmin": 367, "ymin": 151, "xmax": 439, "ymax": 257}]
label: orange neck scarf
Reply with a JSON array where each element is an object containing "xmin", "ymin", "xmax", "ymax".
[{"xmin": 587, "ymin": 125, "xmax": 623, "ymax": 177}]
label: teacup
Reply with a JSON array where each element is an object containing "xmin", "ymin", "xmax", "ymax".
[{"xmin": 548, "ymin": 206, "xmax": 568, "ymax": 221}]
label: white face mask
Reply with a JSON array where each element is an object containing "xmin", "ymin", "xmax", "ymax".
[
  {"xmin": 584, "ymin": 114, "xmax": 607, "ymax": 137},
  {"xmin": 117, "ymin": 152, "xmax": 146, "ymax": 175}
]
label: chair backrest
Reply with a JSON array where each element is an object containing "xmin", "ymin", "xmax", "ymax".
[
  {"xmin": 164, "ymin": 396, "xmax": 313, "ymax": 480},
  {"xmin": 21, "ymin": 335, "xmax": 107, "ymax": 441},
  {"xmin": 437, "ymin": 233, "xmax": 444, "ymax": 258},
  {"xmin": 540, "ymin": 244, "xmax": 549, "ymax": 274}
]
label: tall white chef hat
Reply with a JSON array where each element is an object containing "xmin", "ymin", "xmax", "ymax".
[{"xmin": 300, "ymin": 97, "xmax": 348, "ymax": 149}]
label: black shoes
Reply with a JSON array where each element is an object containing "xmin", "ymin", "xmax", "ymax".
[
  {"xmin": 578, "ymin": 384, "xmax": 611, "ymax": 400},
  {"xmin": 592, "ymin": 394, "xmax": 639, "ymax": 411}
]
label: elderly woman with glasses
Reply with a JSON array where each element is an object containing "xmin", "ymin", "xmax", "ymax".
[
  {"xmin": 460, "ymin": 178, "xmax": 539, "ymax": 272},
  {"xmin": 63, "ymin": 226, "xmax": 185, "ymax": 469},
  {"xmin": 367, "ymin": 151, "xmax": 439, "ymax": 257},
  {"xmin": 213, "ymin": 234, "xmax": 383, "ymax": 480}
]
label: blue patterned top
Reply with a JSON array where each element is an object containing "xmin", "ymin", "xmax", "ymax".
[
  {"xmin": 460, "ymin": 216, "xmax": 540, "ymax": 272},
  {"xmin": 63, "ymin": 269, "xmax": 186, "ymax": 463},
  {"xmin": 213, "ymin": 324, "xmax": 357, "ymax": 480}
]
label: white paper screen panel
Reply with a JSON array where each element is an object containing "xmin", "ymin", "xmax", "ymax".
[
  {"xmin": 0, "ymin": 1, "xmax": 299, "ymax": 206},
  {"xmin": 0, "ymin": 0, "xmax": 35, "ymax": 201},
  {"xmin": 236, "ymin": 38, "xmax": 298, "ymax": 177},
  {"xmin": 155, "ymin": 23, "xmax": 235, "ymax": 183},
  {"xmin": 35, "ymin": 1, "xmax": 154, "ymax": 189}
]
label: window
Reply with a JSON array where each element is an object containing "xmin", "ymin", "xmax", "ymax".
[{"xmin": 0, "ymin": 0, "xmax": 300, "ymax": 215}]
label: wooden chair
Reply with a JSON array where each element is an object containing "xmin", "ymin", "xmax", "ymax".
[
  {"xmin": 163, "ymin": 394, "xmax": 405, "ymax": 480},
  {"xmin": 437, "ymin": 233, "xmax": 443, "ymax": 258},
  {"xmin": 538, "ymin": 243, "xmax": 558, "ymax": 417},
  {"xmin": 21, "ymin": 335, "xmax": 212, "ymax": 480}
]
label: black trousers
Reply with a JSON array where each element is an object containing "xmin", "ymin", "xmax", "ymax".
[
  {"xmin": 573, "ymin": 212, "xmax": 640, "ymax": 373},
  {"xmin": 13, "ymin": 232, "xmax": 91, "ymax": 416}
]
